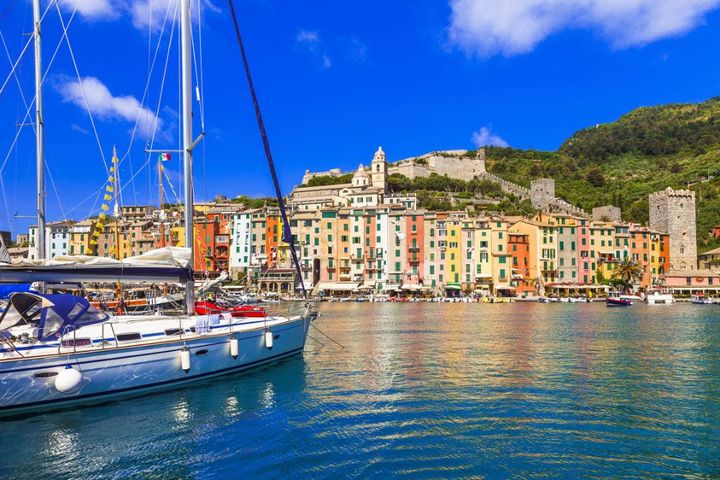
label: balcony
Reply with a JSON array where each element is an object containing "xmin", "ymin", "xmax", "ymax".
[
  {"xmin": 408, "ymin": 246, "xmax": 420, "ymax": 252},
  {"xmin": 409, "ymin": 257, "xmax": 420, "ymax": 265}
]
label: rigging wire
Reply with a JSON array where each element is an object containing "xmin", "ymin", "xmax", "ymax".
[
  {"xmin": 0, "ymin": 174, "xmax": 12, "ymax": 232},
  {"xmin": 0, "ymin": 7, "xmax": 76, "ymax": 177},
  {"xmin": 115, "ymin": 0, "xmax": 175, "ymax": 202},
  {"xmin": 53, "ymin": 2, "xmax": 110, "ymax": 174},
  {"xmin": 0, "ymin": 31, "xmax": 66, "ymax": 221},
  {"xmin": 0, "ymin": 0, "xmax": 55, "ymax": 98},
  {"xmin": 195, "ymin": 0, "xmax": 208, "ymax": 201},
  {"xmin": 119, "ymin": 2, "xmax": 178, "ymax": 198},
  {"xmin": 227, "ymin": 0, "xmax": 307, "ymax": 298}
]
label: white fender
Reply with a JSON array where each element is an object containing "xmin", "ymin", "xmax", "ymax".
[
  {"xmin": 264, "ymin": 329, "xmax": 273, "ymax": 350},
  {"xmin": 180, "ymin": 348, "xmax": 191, "ymax": 373},
  {"xmin": 229, "ymin": 337, "xmax": 239, "ymax": 359},
  {"xmin": 54, "ymin": 366, "xmax": 83, "ymax": 393}
]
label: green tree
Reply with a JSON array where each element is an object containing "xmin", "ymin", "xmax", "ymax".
[{"xmin": 611, "ymin": 259, "xmax": 644, "ymax": 293}]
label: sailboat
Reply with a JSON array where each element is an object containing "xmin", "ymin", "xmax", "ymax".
[{"xmin": 0, "ymin": 0, "xmax": 315, "ymax": 416}]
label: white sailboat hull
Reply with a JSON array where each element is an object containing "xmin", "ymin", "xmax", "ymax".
[{"xmin": 0, "ymin": 315, "xmax": 311, "ymax": 416}]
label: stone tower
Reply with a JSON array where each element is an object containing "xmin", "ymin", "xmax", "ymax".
[
  {"xmin": 530, "ymin": 178, "xmax": 555, "ymax": 210},
  {"xmin": 475, "ymin": 148, "xmax": 487, "ymax": 174},
  {"xmin": 649, "ymin": 187, "xmax": 697, "ymax": 271},
  {"xmin": 371, "ymin": 146, "xmax": 387, "ymax": 193}
]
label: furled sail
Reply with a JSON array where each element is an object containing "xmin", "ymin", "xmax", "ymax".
[{"xmin": 0, "ymin": 247, "xmax": 192, "ymax": 284}]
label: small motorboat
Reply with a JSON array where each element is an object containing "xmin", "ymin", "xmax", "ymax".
[
  {"xmin": 195, "ymin": 300, "xmax": 267, "ymax": 318},
  {"xmin": 607, "ymin": 297, "xmax": 633, "ymax": 307},
  {"xmin": 690, "ymin": 294, "xmax": 714, "ymax": 305},
  {"xmin": 607, "ymin": 292, "xmax": 633, "ymax": 307}
]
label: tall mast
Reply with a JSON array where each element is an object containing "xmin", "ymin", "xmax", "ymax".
[
  {"xmin": 112, "ymin": 147, "xmax": 121, "ymax": 260},
  {"xmin": 33, "ymin": 0, "xmax": 46, "ymax": 260},
  {"xmin": 180, "ymin": 0, "xmax": 195, "ymax": 314},
  {"xmin": 159, "ymin": 157, "xmax": 165, "ymax": 248}
]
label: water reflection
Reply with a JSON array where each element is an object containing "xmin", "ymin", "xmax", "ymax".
[{"xmin": 1, "ymin": 303, "xmax": 719, "ymax": 478}]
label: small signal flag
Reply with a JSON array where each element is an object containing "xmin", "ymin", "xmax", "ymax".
[{"xmin": 159, "ymin": 152, "xmax": 171, "ymax": 162}]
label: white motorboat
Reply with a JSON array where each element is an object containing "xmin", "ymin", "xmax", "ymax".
[{"xmin": 645, "ymin": 291, "xmax": 674, "ymax": 305}]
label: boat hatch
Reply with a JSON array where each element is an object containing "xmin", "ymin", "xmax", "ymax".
[{"xmin": 0, "ymin": 293, "xmax": 109, "ymax": 341}]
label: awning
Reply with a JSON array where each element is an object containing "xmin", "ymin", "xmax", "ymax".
[
  {"xmin": 445, "ymin": 283, "xmax": 462, "ymax": 290},
  {"xmin": 475, "ymin": 274, "xmax": 492, "ymax": 279},
  {"xmin": 315, "ymin": 281, "xmax": 360, "ymax": 292},
  {"xmin": 401, "ymin": 284, "xmax": 427, "ymax": 291},
  {"xmin": 495, "ymin": 285, "xmax": 516, "ymax": 290}
]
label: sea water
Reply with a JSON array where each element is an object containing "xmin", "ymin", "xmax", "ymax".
[{"xmin": 1, "ymin": 302, "xmax": 719, "ymax": 478}]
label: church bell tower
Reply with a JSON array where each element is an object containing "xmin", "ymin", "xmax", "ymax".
[{"xmin": 371, "ymin": 146, "xmax": 387, "ymax": 193}]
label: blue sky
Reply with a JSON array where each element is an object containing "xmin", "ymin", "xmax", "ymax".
[{"xmin": 1, "ymin": 0, "xmax": 720, "ymax": 236}]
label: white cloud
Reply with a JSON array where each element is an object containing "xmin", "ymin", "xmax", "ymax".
[
  {"xmin": 297, "ymin": 30, "xmax": 320, "ymax": 44},
  {"xmin": 57, "ymin": 76, "xmax": 164, "ymax": 139},
  {"xmin": 57, "ymin": 0, "xmax": 217, "ymax": 29},
  {"xmin": 296, "ymin": 30, "xmax": 333, "ymax": 69},
  {"xmin": 70, "ymin": 123, "xmax": 89, "ymax": 135},
  {"xmin": 130, "ymin": 0, "xmax": 217, "ymax": 31},
  {"xmin": 448, "ymin": 0, "xmax": 720, "ymax": 57},
  {"xmin": 471, "ymin": 126, "xmax": 508, "ymax": 147},
  {"xmin": 58, "ymin": 0, "xmax": 116, "ymax": 20},
  {"xmin": 130, "ymin": 0, "xmax": 175, "ymax": 31}
]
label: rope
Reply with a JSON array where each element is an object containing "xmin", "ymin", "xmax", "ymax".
[{"xmin": 227, "ymin": 0, "xmax": 307, "ymax": 298}]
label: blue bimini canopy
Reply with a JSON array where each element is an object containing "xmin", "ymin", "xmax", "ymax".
[
  {"xmin": 0, "ymin": 293, "xmax": 109, "ymax": 341},
  {"xmin": 0, "ymin": 283, "xmax": 31, "ymax": 300}
]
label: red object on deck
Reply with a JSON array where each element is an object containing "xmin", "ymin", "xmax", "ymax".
[{"xmin": 195, "ymin": 301, "xmax": 266, "ymax": 318}]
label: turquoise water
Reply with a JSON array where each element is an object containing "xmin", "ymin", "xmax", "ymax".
[{"xmin": 2, "ymin": 303, "xmax": 720, "ymax": 478}]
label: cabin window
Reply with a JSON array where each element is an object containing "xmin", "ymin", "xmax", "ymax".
[
  {"xmin": 42, "ymin": 309, "xmax": 65, "ymax": 338},
  {"xmin": 61, "ymin": 338, "xmax": 92, "ymax": 347},
  {"xmin": 164, "ymin": 328, "xmax": 183, "ymax": 336},
  {"xmin": 116, "ymin": 332, "xmax": 142, "ymax": 342},
  {"xmin": 68, "ymin": 302, "xmax": 86, "ymax": 319}
]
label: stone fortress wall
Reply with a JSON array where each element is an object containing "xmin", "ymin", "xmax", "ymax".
[
  {"xmin": 592, "ymin": 206, "xmax": 622, "ymax": 223},
  {"xmin": 300, "ymin": 147, "xmax": 585, "ymax": 216}
]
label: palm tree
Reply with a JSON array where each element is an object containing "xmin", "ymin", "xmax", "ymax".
[{"xmin": 611, "ymin": 259, "xmax": 644, "ymax": 294}]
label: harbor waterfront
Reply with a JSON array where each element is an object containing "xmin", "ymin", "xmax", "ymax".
[{"xmin": 2, "ymin": 302, "xmax": 719, "ymax": 478}]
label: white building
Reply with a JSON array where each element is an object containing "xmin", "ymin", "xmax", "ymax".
[
  {"xmin": 229, "ymin": 211, "xmax": 253, "ymax": 278},
  {"xmin": 28, "ymin": 221, "xmax": 73, "ymax": 260}
]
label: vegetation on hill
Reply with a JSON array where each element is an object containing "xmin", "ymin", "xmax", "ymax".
[
  {"xmin": 231, "ymin": 195, "xmax": 278, "ymax": 208},
  {"xmin": 299, "ymin": 173, "xmax": 354, "ymax": 188},
  {"xmin": 469, "ymin": 98, "xmax": 720, "ymax": 252},
  {"xmin": 386, "ymin": 172, "xmax": 536, "ymax": 216}
]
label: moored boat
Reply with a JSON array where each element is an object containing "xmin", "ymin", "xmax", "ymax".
[
  {"xmin": 646, "ymin": 291, "xmax": 674, "ymax": 305},
  {"xmin": 607, "ymin": 297, "xmax": 633, "ymax": 307},
  {"xmin": 690, "ymin": 294, "xmax": 714, "ymax": 304},
  {"xmin": 0, "ymin": 291, "xmax": 314, "ymax": 416}
]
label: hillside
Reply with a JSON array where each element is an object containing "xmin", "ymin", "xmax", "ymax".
[{"xmin": 477, "ymin": 98, "xmax": 720, "ymax": 251}]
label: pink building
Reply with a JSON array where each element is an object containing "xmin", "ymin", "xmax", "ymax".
[
  {"xmin": 577, "ymin": 218, "xmax": 592, "ymax": 285},
  {"xmin": 664, "ymin": 270, "xmax": 720, "ymax": 295}
]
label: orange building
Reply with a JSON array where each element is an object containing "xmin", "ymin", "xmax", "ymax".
[
  {"xmin": 405, "ymin": 212, "xmax": 424, "ymax": 286},
  {"xmin": 508, "ymin": 232, "xmax": 533, "ymax": 294}
]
